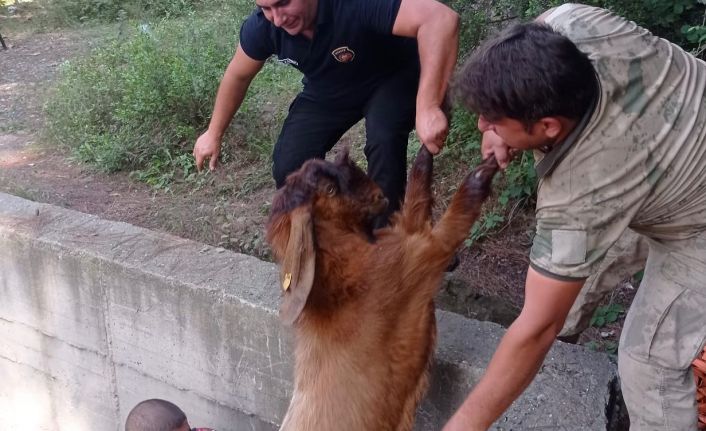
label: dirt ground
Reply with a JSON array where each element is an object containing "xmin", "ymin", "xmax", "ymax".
[{"xmin": 0, "ymin": 26, "xmax": 633, "ymax": 346}]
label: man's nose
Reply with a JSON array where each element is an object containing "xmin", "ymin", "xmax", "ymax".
[{"xmin": 271, "ymin": 9, "xmax": 284, "ymax": 26}]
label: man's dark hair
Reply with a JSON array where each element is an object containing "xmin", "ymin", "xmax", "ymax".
[
  {"xmin": 125, "ymin": 399, "xmax": 187, "ymax": 431},
  {"xmin": 455, "ymin": 22, "xmax": 599, "ymax": 128}
]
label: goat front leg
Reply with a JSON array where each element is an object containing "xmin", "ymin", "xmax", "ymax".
[
  {"xmin": 432, "ymin": 155, "xmax": 498, "ymax": 252},
  {"xmin": 399, "ymin": 146, "xmax": 433, "ymax": 232}
]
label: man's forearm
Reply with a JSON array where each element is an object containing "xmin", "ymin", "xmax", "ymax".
[
  {"xmin": 444, "ymin": 268, "xmax": 584, "ymax": 430},
  {"xmin": 446, "ymin": 320, "xmax": 556, "ymax": 430},
  {"xmin": 207, "ymin": 61, "xmax": 254, "ymax": 138},
  {"xmin": 415, "ymin": 10, "xmax": 458, "ymax": 109}
]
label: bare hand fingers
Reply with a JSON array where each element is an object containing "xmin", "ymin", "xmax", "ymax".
[{"xmin": 194, "ymin": 152, "xmax": 204, "ymax": 172}]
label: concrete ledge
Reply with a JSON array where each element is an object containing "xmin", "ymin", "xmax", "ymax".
[{"xmin": 0, "ymin": 192, "xmax": 618, "ymax": 430}]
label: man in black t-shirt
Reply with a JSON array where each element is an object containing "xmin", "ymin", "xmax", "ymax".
[{"xmin": 193, "ymin": 0, "xmax": 459, "ymax": 224}]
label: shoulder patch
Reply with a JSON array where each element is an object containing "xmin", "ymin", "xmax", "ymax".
[{"xmin": 551, "ymin": 230, "xmax": 587, "ymax": 265}]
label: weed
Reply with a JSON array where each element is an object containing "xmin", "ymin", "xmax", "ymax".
[
  {"xmin": 590, "ymin": 303, "xmax": 625, "ymax": 328},
  {"xmin": 1, "ymin": 184, "xmax": 43, "ymax": 202},
  {"xmin": 130, "ymin": 149, "xmax": 195, "ymax": 190},
  {"xmin": 466, "ymin": 211, "xmax": 505, "ymax": 247},
  {"xmin": 234, "ymin": 168, "xmax": 272, "ymax": 199},
  {"xmin": 498, "ymin": 152, "xmax": 537, "ymax": 207},
  {"xmin": 585, "ymin": 340, "xmax": 618, "ymax": 355},
  {"xmin": 499, "ymin": 0, "xmax": 706, "ymax": 58},
  {"xmin": 0, "ymin": 122, "xmax": 24, "ymax": 134},
  {"xmin": 29, "ymin": 0, "xmax": 217, "ymax": 28}
]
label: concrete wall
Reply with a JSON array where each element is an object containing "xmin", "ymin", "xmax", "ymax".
[{"xmin": 0, "ymin": 192, "xmax": 620, "ymax": 431}]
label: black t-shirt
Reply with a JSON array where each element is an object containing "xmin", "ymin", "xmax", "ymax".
[{"xmin": 239, "ymin": 0, "xmax": 419, "ymax": 105}]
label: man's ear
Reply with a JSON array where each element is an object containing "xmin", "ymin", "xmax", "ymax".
[{"xmin": 536, "ymin": 117, "xmax": 564, "ymax": 139}]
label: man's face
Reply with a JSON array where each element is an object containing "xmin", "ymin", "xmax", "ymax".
[
  {"xmin": 477, "ymin": 115, "xmax": 553, "ymax": 151},
  {"xmin": 256, "ymin": 0, "xmax": 317, "ymax": 36}
]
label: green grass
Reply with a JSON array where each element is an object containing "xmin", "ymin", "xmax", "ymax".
[
  {"xmin": 0, "ymin": 121, "xmax": 25, "ymax": 134},
  {"xmin": 42, "ymin": 2, "xmax": 301, "ymax": 193}
]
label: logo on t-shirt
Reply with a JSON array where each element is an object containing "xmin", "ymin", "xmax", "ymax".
[
  {"xmin": 277, "ymin": 58, "xmax": 299, "ymax": 66},
  {"xmin": 332, "ymin": 46, "xmax": 355, "ymax": 63}
]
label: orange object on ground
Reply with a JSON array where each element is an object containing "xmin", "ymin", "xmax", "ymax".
[{"xmin": 695, "ymin": 347, "xmax": 706, "ymax": 430}]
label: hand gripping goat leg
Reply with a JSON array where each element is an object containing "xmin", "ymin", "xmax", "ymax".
[{"xmin": 266, "ymin": 147, "xmax": 498, "ymax": 431}]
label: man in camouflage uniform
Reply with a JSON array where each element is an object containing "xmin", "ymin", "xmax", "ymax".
[{"xmin": 444, "ymin": 4, "xmax": 706, "ymax": 430}]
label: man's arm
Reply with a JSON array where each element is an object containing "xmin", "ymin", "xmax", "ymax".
[
  {"xmin": 443, "ymin": 267, "xmax": 585, "ymax": 431},
  {"xmin": 193, "ymin": 44, "xmax": 264, "ymax": 171},
  {"xmin": 392, "ymin": 0, "xmax": 459, "ymax": 154}
]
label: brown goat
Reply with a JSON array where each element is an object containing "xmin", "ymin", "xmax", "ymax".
[{"xmin": 266, "ymin": 147, "xmax": 498, "ymax": 431}]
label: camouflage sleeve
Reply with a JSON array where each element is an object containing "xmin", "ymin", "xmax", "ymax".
[{"xmin": 529, "ymin": 152, "xmax": 648, "ymax": 280}]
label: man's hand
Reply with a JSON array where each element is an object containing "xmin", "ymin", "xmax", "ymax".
[
  {"xmin": 193, "ymin": 130, "xmax": 222, "ymax": 171},
  {"xmin": 416, "ymin": 106, "xmax": 449, "ymax": 154},
  {"xmin": 192, "ymin": 45, "xmax": 264, "ymax": 172},
  {"xmin": 393, "ymin": 0, "xmax": 458, "ymax": 155},
  {"xmin": 481, "ymin": 130, "xmax": 515, "ymax": 169}
]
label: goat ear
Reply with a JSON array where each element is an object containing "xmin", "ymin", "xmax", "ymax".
[
  {"xmin": 334, "ymin": 147, "xmax": 351, "ymax": 165},
  {"xmin": 279, "ymin": 206, "xmax": 316, "ymax": 326}
]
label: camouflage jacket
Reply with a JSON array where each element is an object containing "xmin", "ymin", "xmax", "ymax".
[{"xmin": 530, "ymin": 3, "xmax": 706, "ymax": 279}]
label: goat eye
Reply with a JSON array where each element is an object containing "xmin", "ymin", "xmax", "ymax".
[{"xmin": 326, "ymin": 183, "xmax": 336, "ymax": 196}]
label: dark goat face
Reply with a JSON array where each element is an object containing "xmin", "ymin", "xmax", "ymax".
[
  {"xmin": 272, "ymin": 150, "xmax": 388, "ymax": 227},
  {"xmin": 316, "ymin": 151, "xmax": 388, "ymax": 224},
  {"xmin": 267, "ymin": 150, "xmax": 387, "ymax": 325}
]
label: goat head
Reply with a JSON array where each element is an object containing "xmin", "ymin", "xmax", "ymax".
[{"xmin": 266, "ymin": 149, "xmax": 387, "ymax": 325}]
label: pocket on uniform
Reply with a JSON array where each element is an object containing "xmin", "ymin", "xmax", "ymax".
[
  {"xmin": 622, "ymin": 240, "xmax": 706, "ymax": 369},
  {"xmin": 647, "ymin": 286, "xmax": 706, "ymax": 369},
  {"xmin": 620, "ymin": 247, "xmax": 706, "ymax": 369}
]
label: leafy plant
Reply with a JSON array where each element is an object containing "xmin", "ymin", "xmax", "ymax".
[
  {"xmin": 466, "ymin": 211, "xmax": 505, "ymax": 246},
  {"xmin": 590, "ymin": 303, "xmax": 625, "ymax": 327},
  {"xmin": 585, "ymin": 340, "xmax": 618, "ymax": 355},
  {"xmin": 498, "ymin": 152, "xmax": 537, "ymax": 207},
  {"xmin": 34, "ymin": 0, "xmax": 207, "ymax": 26},
  {"xmin": 499, "ymin": 0, "xmax": 706, "ymax": 57}
]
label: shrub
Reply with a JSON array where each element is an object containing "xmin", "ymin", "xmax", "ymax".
[
  {"xmin": 34, "ymin": 0, "xmax": 210, "ymax": 25},
  {"xmin": 500, "ymin": 0, "xmax": 706, "ymax": 57},
  {"xmin": 44, "ymin": 3, "xmax": 303, "ymax": 181},
  {"xmin": 45, "ymin": 4, "xmax": 303, "ymax": 187}
]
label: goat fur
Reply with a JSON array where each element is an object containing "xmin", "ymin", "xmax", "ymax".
[{"xmin": 266, "ymin": 147, "xmax": 498, "ymax": 431}]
